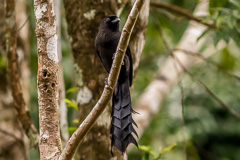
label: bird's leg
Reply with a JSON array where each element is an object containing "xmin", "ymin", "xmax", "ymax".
[
  {"xmin": 112, "ymin": 53, "xmax": 116, "ymax": 60},
  {"xmin": 105, "ymin": 77, "xmax": 108, "ymax": 85}
]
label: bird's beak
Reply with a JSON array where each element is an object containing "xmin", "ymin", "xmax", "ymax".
[{"xmin": 111, "ymin": 17, "xmax": 121, "ymax": 24}]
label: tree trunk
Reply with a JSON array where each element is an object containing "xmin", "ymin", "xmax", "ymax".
[
  {"xmin": 63, "ymin": 0, "xmax": 129, "ymax": 159},
  {"xmin": 33, "ymin": 0, "xmax": 62, "ymax": 159}
]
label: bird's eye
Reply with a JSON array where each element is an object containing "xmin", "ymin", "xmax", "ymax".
[{"xmin": 106, "ymin": 18, "xmax": 110, "ymax": 22}]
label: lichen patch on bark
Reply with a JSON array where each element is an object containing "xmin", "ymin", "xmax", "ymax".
[
  {"xmin": 77, "ymin": 86, "xmax": 93, "ymax": 105},
  {"xmin": 83, "ymin": 9, "xmax": 96, "ymax": 20},
  {"xmin": 47, "ymin": 34, "xmax": 59, "ymax": 62},
  {"xmin": 35, "ymin": 3, "xmax": 47, "ymax": 20}
]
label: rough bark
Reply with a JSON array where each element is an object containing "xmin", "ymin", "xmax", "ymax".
[
  {"xmin": 63, "ymin": 0, "xmax": 129, "ymax": 159},
  {"xmin": 33, "ymin": 0, "xmax": 62, "ymax": 159},
  {"xmin": 60, "ymin": 0, "xmax": 145, "ymax": 159},
  {"xmin": 53, "ymin": 0, "xmax": 69, "ymax": 147},
  {"xmin": 133, "ymin": 0, "xmax": 222, "ymax": 136},
  {"xmin": 129, "ymin": 0, "xmax": 150, "ymax": 76}
]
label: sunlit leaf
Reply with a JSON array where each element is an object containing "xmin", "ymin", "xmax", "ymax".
[
  {"xmin": 67, "ymin": 127, "xmax": 77, "ymax": 134},
  {"xmin": 72, "ymin": 119, "xmax": 79, "ymax": 124},
  {"xmin": 64, "ymin": 98, "xmax": 78, "ymax": 110},
  {"xmin": 66, "ymin": 87, "xmax": 77, "ymax": 94}
]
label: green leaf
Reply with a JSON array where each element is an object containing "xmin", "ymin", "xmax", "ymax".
[
  {"xmin": 230, "ymin": 0, "xmax": 240, "ymax": 9},
  {"xmin": 66, "ymin": 87, "xmax": 77, "ymax": 94},
  {"xmin": 216, "ymin": 15, "xmax": 226, "ymax": 28},
  {"xmin": 209, "ymin": 0, "xmax": 228, "ymax": 15},
  {"xmin": 64, "ymin": 98, "xmax": 78, "ymax": 110},
  {"xmin": 197, "ymin": 29, "xmax": 211, "ymax": 42},
  {"xmin": 220, "ymin": 47, "xmax": 236, "ymax": 70},
  {"xmin": 72, "ymin": 119, "xmax": 79, "ymax": 124},
  {"xmin": 67, "ymin": 127, "xmax": 77, "ymax": 134}
]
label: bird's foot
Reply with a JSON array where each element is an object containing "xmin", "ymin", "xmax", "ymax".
[
  {"xmin": 112, "ymin": 53, "xmax": 116, "ymax": 60},
  {"xmin": 105, "ymin": 78, "xmax": 108, "ymax": 85}
]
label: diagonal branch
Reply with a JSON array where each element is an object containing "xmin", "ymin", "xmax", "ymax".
[
  {"xmin": 59, "ymin": 0, "xmax": 145, "ymax": 159},
  {"xmin": 150, "ymin": 1, "xmax": 216, "ymax": 28}
]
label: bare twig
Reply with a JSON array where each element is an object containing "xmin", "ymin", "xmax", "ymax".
[
  {"xmin": 152, "ymin": 8, "xmax": 184, "ymax": 22},
  {"xmin": 175, "ymin": 56, "xmax": 240, "ymax": 120},
  {"xmin": 59, "ymin": 0, "xmax": 145, "ymax": 159},
  {"xmin": 5, "ymin": 0, "xmax": 38, "ymax": 149},
  {"xmin": 174, "ymin": 48, "xmax": 240, "ymax": 81},
  {"xmin": 0, "ymin": 128, "xmax": 24, "ymax": 143},
  {"xmin": 150, "ymin": 1, "xmax": 216, "ymax": 28}
]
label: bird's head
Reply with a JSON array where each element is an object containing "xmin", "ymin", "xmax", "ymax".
[{"xmin": 99, "ymin": 15, "xmax": 121, "ymax": 32}]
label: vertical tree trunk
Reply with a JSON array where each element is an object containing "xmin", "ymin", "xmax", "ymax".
[
  {"xmin": 63, "ymin": 0, "xmax": 128, "ymax": 159},
  {"xmin": 33, "ymin": 0, "xmax": 62, "ymax": 159}
]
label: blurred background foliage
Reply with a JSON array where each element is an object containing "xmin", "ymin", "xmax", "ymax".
[{"xmin": 16, "ymin": 0, "xmax": 240, "ymax": 159}]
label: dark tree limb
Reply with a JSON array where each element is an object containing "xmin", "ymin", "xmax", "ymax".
[
  {"xmin": 59, "ymin": 0, "xmax": 145, "ymax": 159},
  {"xmin": 150, "ymin": 1, "xmax": 216, "ymax": 28}
]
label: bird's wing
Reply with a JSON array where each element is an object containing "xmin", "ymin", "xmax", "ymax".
[{"xmin": 126, "ymin": 46, "xmax": 133, "ymax": 86}]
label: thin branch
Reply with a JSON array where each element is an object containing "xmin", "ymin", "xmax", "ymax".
[
  {"xmin": 174, "ymin": 48, "xmax": 240, "ymax": 81},
  {"xmin": 176, "ymin": 57, "xmax": 240, "ymax": 120},
  {"xmin": 152, "ymin": 7, "xmax": 240, "ymax": 120},
  {"xmin": 59, "ymin": 0, "xmax": 145, "ymax": 159},
  {"xmin": 0, "ymin": 128, "xmax": 24, "ymax": 143},
  {"xmin": 150, "ymin": 1, "xmax": 216, "ymax": 28},
  {"xmin": 17, "ymin": 16, "xmax": 29, "ymax": 33},
  {"xmin": 152, "ymin": 8, "xmax": 184, "ymax": 22},
  {"xmin": 5, "ymin": 0, "xmax": 39, "ymax": 149}
]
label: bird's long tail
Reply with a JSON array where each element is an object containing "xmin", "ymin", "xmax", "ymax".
[{"xmin": 111, "ymin": 80, "xmax": 138, "ymax": 154}]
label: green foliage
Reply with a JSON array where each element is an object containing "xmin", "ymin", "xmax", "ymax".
[
  {"xmin": 72, "ymin": 119, "xmax": 79, "ymax": 124},
  {"xmin": 139, "ymin": 144, "xmax": 177, "ymax": 160},
  {"xmin": 200, "ymin": 0, "xmax": 240, "ymax": 46},
  {"xmin": 66, "ymin": 87, "xmax": 77, "ymax": 94},
  {"xmin": 219, "ymin": 47, "xmax": 236, "ymax": 70},
  {"xmin": 209, "ymin": 0, "xmax": 228, "ymax": 15},
  {"xmin": 67, "ymin": 127, "xmax": 77, "ymax": 135},
  {"xmin": 64, "ymin": 98, "xmax": 78, "ymax": 110}
]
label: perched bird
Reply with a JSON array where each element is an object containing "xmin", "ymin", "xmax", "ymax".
[{"xmin": 95, "ymin": 15, "xmax": 138, "ymax": 154}]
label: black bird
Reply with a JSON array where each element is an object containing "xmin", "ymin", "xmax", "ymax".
[{"xmin": 95, "ymin": 15, "xmax": 138, "ymax": 154}]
